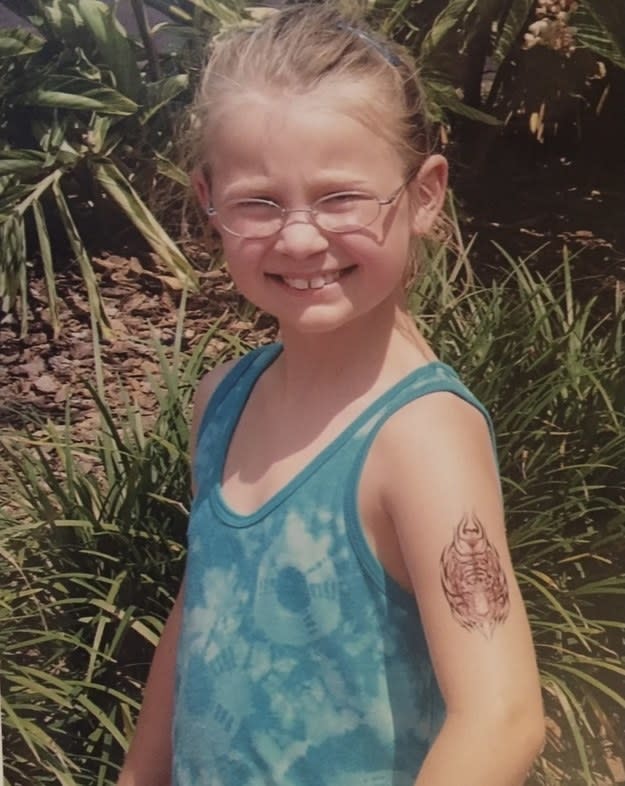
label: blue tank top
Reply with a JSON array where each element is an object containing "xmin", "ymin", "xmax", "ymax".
[{"xmin": 173, "ymin": 343, "xmax": 495, "ymax": 786}]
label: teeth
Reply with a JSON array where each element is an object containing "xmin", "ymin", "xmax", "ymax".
[
  {"xmin": 287, "ymin": 278, "xmax": 310, "ymax": 290},
  {"xmin": 282, "ymin": 271, "xmax": 341, "ymax": 290}
]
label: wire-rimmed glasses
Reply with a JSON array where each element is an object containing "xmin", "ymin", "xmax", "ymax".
[{"xmin": 206, "ymin": 177, "xmax": 413, "ymax": 239}]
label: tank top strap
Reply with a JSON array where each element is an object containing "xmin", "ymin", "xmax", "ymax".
[
  {"xmin": 351, "ymin": 361, "xmax": 496, "ymax": 459},
  {"xmin": 192, "ymin": 344, "xmax": 282, "ymax": 497},
  {"xmin": 195, "ymin": 343, "xmax": 282, "ymax": 449}
]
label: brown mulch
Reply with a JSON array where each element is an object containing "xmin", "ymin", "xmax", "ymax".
[{"xmin": 0, "ymin": 251, "xmax": 276, "ymax": 444}]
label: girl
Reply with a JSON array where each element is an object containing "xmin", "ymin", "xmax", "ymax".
[{"xmin": 117, "ymin": 5, "xmax": 545, "ymax": 785}]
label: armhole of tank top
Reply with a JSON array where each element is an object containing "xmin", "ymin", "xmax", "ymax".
[{"xmin": 344, "ymin": 376, "xmax": 498, "ymax": 610}]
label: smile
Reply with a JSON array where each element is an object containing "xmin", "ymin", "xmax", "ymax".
[{"xmin": 270, "ymin": 269, "xmax": 351, "ymax": 291}]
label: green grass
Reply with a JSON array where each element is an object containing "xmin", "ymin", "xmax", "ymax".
[
  {"xmin": 2, "ymin": 247, "xmax": 624, "ymax": 785},
  {"xmin": 412, "ymin": 243, "xmax": 625, "ymax": 784},
  {"xmin": 0, "ymin": 299, "xmax": 256, "ymax": 786}
]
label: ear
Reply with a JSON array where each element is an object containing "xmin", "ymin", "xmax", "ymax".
[
  {"xmin": 408, "ymin": 154, "xmax": 448, "ymax": 236},
  {"xmin": 190, "ymin": 166, "xmax": 211, "ymax": 209}
]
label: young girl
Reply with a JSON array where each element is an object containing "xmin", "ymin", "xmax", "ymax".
[{"xmin": 117, "ymin": 5, "xmax": 544, "ymax": 785}]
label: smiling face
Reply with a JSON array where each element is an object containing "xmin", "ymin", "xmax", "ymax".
[{"xmin": 195, "ymin": 90, "xmax": 444, "ymax": 337}]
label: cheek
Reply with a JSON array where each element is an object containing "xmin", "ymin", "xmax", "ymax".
[{"xmin": 222, "ymin": 240, "xmax": 270, "ymax": 294}]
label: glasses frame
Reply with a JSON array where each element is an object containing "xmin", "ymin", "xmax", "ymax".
[{"xmin": 205, "ymin": 174, "xmax": 415, "ymax": 239}]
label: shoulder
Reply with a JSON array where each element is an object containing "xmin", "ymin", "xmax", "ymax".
[
  {"xmin": 372, "ymin": 387, "xmax": 502, "ymax": 559},
  {"xmin": 190, "ymin": 358, "xmax": 239, "ymax": 453},
  {"xmin": 378, "ymin": 389, "xmax": 497, "ymax": 494},
  {"xmin": 188, "ymin": 358, "xmax": 240, "ymax": 496}
]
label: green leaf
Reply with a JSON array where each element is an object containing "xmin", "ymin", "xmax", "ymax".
[
  {"xmin": 92, "ymin": 159, "xmax": 196, "ymax": 287},
  {"xmin": 425, "ymin": 79, "xmax": 502, "ymax": 125},
  {"xmin": 492, "ymin": 0, "xmax": 534, "ymax": 66},
  {"xmin": 543, "ymin": 675, "xmax": 594, "ymax": 783},
  {"xmin": 557, "ymin": 663, "xmax": 625, "ymax": 710},
  {"xmin": 143, "ymin": 0, "xmax": 193, "ymax": 25},
  {"xmin": 571, "ymin": 2, "xmax": 625, "ymax": 68},
  {"xmin": 39, "ymin": 0, "xmax": 88, "ymax": 42},
  {"xmin": 154, "ymin": 152, "xmax": 189, "ymax": 187},
  {"xmin": 0, "ymin": 27, "xmax": 44, "ymax": 58},
  {"xmin": 75, "ymin": 0, "xmax": 143, "ymax": 101},
  {"xmin": 140, "ymin": 74, "xmax": 189, "ymax": 124},
  {"xmin": 32, "ymin": 200, "xmax": 61, "ymax": 339},
  {"xmin": 184, "ymin": 0, "xmax": 244, "ymax": 27},
  {"xmin": 15, "ymin": 83, "xmax": 138, "ymax": 115},
  {"xmin": 420, "ymin": 0, "xmax": 473, "ymax": 59},
  {"xmin": 52, "ymin": 179, "xmax": 110, "ymax": 335},
  {"xmin": 0, "ymin": 150, "xmax": 48, "ymax": 177}
]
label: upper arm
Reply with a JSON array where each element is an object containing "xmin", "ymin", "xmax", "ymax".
[{"xmin": 381, "ymin": 393, "xmax": 542, "ymax": 720}]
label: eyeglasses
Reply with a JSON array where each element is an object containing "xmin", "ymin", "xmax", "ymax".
[{"xmin": 206, "ymin": 177, "xmax": 412, "ymax": 239}]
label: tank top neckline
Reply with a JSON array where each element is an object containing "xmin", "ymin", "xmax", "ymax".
[{"xmin": 209, "ymin": 343, "xmax": 458, "ymax": 527}]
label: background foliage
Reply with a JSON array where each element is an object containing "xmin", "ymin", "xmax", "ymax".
[{"xmin": 1, "ymin": 1, "xmax": 624, "ymax": 785}]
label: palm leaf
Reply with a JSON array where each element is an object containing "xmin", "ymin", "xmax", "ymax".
[
  {"xmin": 15, "ymin": 81, "xmax": 138, "ymax": 115},
  {"xmin": 92, "ymin": 159, "xmax": 196, "ymax": 287},
  {"xmin": 139, "ymin": 73, "xmax": 189, "ymax": 124},
  {"xmin": 492, "ymin": 0, "xmax": 535, "ymax": 66},
  {"xmin": 32, "ymin": 200, "xmax": 61, "ymax": 339},
  {"xmin": 571, "ymin": 2, "xmax": 625, "ymax": 68},
  {"xmin": 420, "ymin": 0, "xmax": 473, "ymax": 58},
  {"xmin": 52, "ymin": 179, "xmax": 110, "ymax": 335},
  {"xmin": 425, "ymin": 79, "xmax": 502, "ymax": 124},
  {"xmin": 75, "ymin": 0, "xmax": 143, "ymax": 101}
]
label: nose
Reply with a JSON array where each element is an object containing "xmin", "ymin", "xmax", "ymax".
[{"xmin": 274, "ymin": 209, "xmax": 329, "ymax": 258}]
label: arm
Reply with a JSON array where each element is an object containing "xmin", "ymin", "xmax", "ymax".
[
  {"xmin": 381, "ymin": 393, "xmax": 545, "ymax": 786},
  {"xmin": 116, "ymin": 361, "xmax": 236, "ymax": 786},
  {"xmin": 116, "ymin": 581, "xmax": 185, "ymax": 786}
]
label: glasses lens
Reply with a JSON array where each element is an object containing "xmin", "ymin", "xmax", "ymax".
[
  {"xmin": 220, "ymin": 199, "xmax": 282, "ymax": 238},
  {"xmin": 315, "ymin": 193, "xmax": 380, "ymax": 233}
]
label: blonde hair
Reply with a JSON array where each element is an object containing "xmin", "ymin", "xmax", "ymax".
[{"xmin": 189, "ymin": 3, "xmax": 436, "ymax": 177}]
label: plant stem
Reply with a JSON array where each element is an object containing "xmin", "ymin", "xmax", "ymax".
[{"xmin": 130, "ymin": 0, "xmax": 162, "ymax": 82}]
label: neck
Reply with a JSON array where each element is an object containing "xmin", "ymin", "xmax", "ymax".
[{"xmin": 271, "ymin": 304, "xmax": 435, "ymax": 404}]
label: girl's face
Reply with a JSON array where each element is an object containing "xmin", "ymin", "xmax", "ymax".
[{"xmin": 196, "ymin": 90, "xmax": 446, "ymax": 337}]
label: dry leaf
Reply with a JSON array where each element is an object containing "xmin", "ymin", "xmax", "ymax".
[
  {"xmin": 156, "ymin": 275, "xmax": 184, "ymax": 291},
  {"xmin": 34, "ymin": 374, "xmax": 59, "ymax": 393},
  {"xmin": 20, "ymin": 357, "xmax": 46, "ymax": 377}
]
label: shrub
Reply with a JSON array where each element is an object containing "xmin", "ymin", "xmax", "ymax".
[{"xmin": 2, "ymin": 249, "xmax": 624, "ymax": 784}]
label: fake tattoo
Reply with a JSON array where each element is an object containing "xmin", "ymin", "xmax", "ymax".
[{"xmin": 440, "ymin": 513, "xmax": 510, "ymax": 638}]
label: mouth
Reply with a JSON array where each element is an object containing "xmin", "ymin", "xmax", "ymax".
[{"xmin": 268, "ymin": 267, "xmax": 354, "ymax": 291}]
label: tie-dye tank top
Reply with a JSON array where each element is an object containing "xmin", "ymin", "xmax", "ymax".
[{"xmin": 173, "ymin": 343, "xmax": 494, "ymax": 786}]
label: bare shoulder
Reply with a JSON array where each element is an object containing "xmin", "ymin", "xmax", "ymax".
[
  {"xmin": 377, "ymin": 390, "xmax": 497, "ymax": 500},
  {"xmin": 190, "ymin": 357, "xmax": 240, "ymax": 454}
]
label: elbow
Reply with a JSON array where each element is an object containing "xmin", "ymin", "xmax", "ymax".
[
  {"xmin": 519, "ymin": 706, "xmax": 546, "ymax": 763},
  {"xmin": 497, "ymin": 693, "xmax": 546, "ymax": 766},
  {"xmin": 457, "ymin": 693, "xmax": 546, "ymax": 769}
]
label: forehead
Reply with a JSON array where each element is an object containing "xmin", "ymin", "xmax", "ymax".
[{"xmin": 205, "ymin": 88, "xmax": 404, "ymax": 187}]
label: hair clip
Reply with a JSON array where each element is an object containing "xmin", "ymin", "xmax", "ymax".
[{"xmin": 336, "ymin": 22, "xmax": 402, "ymax": 68}]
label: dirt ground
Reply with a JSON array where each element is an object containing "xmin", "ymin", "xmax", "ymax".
[{"xmin": 0, "ymin": 250, "xmax": 276, "ymax": 444}]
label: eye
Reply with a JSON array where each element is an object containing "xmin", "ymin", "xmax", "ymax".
[
  {"xmin": 227, "ymin": 198, "xmax": 280, "ymax": 218},
  {"xmin": 317, "ymin": 191, "xmax": 373, "ymax": 213},
  {"xmin": 231, "ymin": 197, "xmax": 279, "ymax": 208}
]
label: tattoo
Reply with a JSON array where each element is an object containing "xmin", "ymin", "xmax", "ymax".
[{"xmin": 440, "ymin": 513, "xmax": 510, "ymax": 638}]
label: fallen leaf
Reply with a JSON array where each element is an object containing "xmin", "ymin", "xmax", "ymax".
[
  {"xmin": 71, "ymin": 342, "xmax": 93, "ymax": 360},
  {"xmin": 156, "ymin": 275, "xmax": 184, "ymax": 291},
  {"xmin": 19, "ymin": 357, "xmax": 46, "ymax": 377},
  {"xmin": 33, "ymin": 374, "xmax": 59, "ymax": 393}
]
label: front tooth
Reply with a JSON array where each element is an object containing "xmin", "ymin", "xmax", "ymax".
[
  {"xmin": 322, "ymin": 271, "xmax": 339, "ymax": 285},
  {"xmin": 285, "ymin": 277, "xmax": 310, "ymax": 290},
  {"xmin": 309, "ymin": 276, "xmax": 326, "ymax": 289}
]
